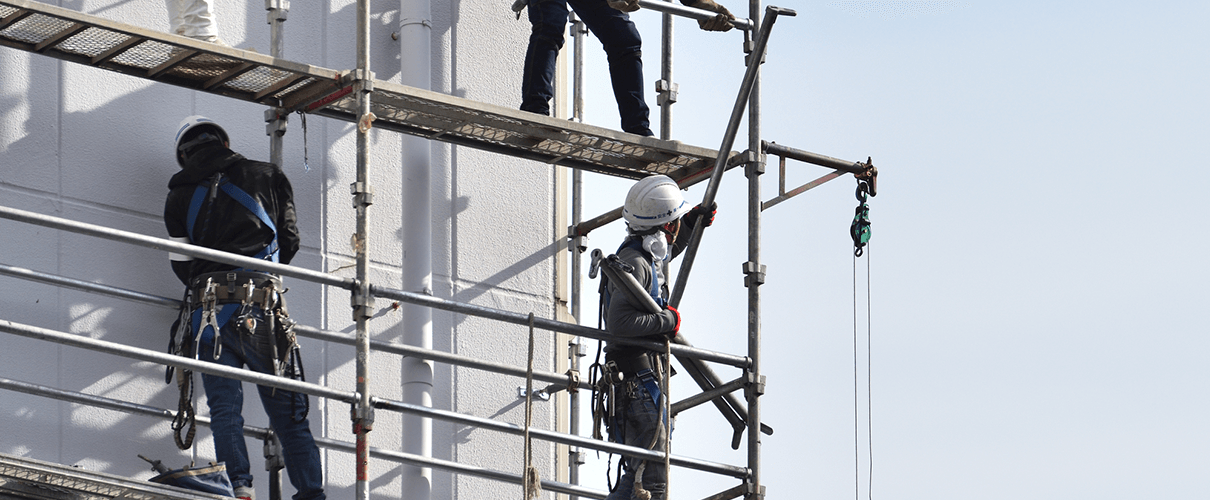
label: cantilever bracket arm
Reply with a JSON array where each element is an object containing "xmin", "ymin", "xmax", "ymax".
[{"xmin": 760, "ymin": 141, "xmax": 878, "ymax": 211}]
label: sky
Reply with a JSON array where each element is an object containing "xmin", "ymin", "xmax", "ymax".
[{"xmin": 566, "ymin": 1, "xmax": 1210, "ymax": 499}]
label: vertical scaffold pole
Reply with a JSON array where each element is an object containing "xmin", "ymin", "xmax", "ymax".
[
  {"xmin": 744, "ymin": 2, "xmax": 764, "ymax": 498},
  {"xmin": 569, "ymin": 15, "xmax": 586, "ymax": 496},
  {"xmin": 657, "ymin": 0, "xmax": 675, "ymax": 140},
  {"xmin": 265, "ymin": 4, "xmax": 290, "ymax": 498},
  {"xmin": 352, "ymin": 1, "xmax": 375, "ymax": 500},
  {"xmin": 265, "ymin": 0, "xmax": 289, "ymax": 167}
]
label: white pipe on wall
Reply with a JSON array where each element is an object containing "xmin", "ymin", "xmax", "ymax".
[{"xmin": 399, "ymin": 0, "xmax": 434, "ymax": 499}]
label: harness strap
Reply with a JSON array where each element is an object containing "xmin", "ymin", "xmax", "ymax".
[
  {"xmin": 218, "ymin": 181, "xmax": 279, "ymax": 262},
  {"xmin": 185, "ymin": 174, "xmax": 281, "ymax": 264}
]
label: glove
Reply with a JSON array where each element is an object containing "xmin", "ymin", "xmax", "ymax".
[
  {"xmin": 664, "ymin": 305, "xmax": 681, "ymax": 338},
  {"xmin": 688, "ymin": 0, "xmax": 734, "ymax": 32},
  {"xmin": 607, "ymin": 0, "xmax": 641, "ymax": 13},
  {"xmin": 689, "ymin": 201, "xmax": 717, "ymax": 227}
]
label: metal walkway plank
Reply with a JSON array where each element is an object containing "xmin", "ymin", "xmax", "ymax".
[{"xmin": 0, "ymin": 0, "xmax": 732, "ymax": 182}]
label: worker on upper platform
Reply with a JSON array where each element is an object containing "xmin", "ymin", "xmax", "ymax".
[
  {"xmin": 164, "ymin": 0, "xmax": 227, "ymax": 46},
  {"xmin": 520, "ymin": 0, "xmax": 736, "ymax": 137},
  {"xmin": 600, "ymin": 174, "xmax": 715, "ymax": 500},
  {"xmin": 163, "ymin": 116, "xmax": 323, "ymax": 500}
]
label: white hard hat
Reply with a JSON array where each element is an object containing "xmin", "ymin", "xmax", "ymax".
[
  {"xmin": 623, "ymin": 174, "xmax": 690, "ymax": 229},
  {"xmin": 174, "ymin": 115, "xmax": 229, "ymax": 167}
]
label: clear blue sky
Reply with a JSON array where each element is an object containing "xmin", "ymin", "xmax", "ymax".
[{"xmin": 573, "ymin": 1, "xmax": 1209, "ymax": 498}]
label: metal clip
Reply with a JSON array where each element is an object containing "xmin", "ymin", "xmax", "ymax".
[
  {"xmin": 588, "ymin": 249, "xmax": 603, "ymax": 279},
  {"xmin": 199, "ymin": 278, "xmax": 222, "ymax": 359}
]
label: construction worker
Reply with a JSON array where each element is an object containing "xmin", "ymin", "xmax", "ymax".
[
  {"xmin": 164, "ymin": 0, "xmax": 227, "ymax": 46},
  {"xmin": 520, "ymin": 0, "xmax": 736, "ymax": 137},
  {"xmin": 163, "ymin": 116, "xmax": 323, "ymax": 500},
  {"xmin": 601, "ymin": 174, "xmax": 714, "ymax": 500}
]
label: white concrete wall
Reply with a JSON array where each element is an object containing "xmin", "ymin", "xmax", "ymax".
[{"xmin": 0, "ymin": 1, "xmax": 568, "ymax": 499}]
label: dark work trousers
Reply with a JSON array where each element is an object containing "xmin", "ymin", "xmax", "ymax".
[
  {"xmin": 197, "ymin": 309, "xmax": 325, "ymax": 500},
  {"xmin": 521, "ymin": 0, "xmax": 654, "ymax": 136}
]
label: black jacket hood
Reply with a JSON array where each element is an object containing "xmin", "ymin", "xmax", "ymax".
[{"xmin": 168, "ymin": 144, "xmax": 246, "ymax": 189}]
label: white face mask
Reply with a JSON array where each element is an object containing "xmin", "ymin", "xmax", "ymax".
[{"xmin": 642, "ymin": 233, "xmax": 669, "ymax": 261}]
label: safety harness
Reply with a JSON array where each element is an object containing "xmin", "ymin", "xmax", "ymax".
[
  {"xmin": 167, "ymin": 171, "xmax": 305, "ymax": 450},
  {"xmin": 589, "ymin": 237, "xmax": 671, "ymax": 497}
]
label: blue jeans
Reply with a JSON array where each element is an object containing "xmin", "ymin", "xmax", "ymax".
[
  {"xmin": 606, "ymin": 370, "xmax": 667, "ymax": 500},
  {"xmin": 521, "ymin": 0, "xmax": 653, "ymax": 136},
  {"xmin": 197, "ymin": 309, "xmax": 325, "ymax": 500}
]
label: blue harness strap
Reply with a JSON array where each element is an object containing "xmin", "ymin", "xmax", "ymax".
[
  {"xmin": 184, "ymin": 173, "xmax": 280, "ymax": 338},
  {"xmin": 185, "ymin": 174, "xmax": 281, "ymax": 263},
  {"xmin": 218, "ymin": 181, "xmax": 279, "ymax": 262}
]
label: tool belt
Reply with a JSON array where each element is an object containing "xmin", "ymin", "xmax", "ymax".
[
  {"xmin": 190, "ymin": 271, "xmax": 281, "ymax": 308},
  {"xmin": 606, "ymin": 350, "xmax": 657, "ymax": 377}
]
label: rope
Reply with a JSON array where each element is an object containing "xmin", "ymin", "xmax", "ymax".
[
  {"xmin": 852, "ymin": 244, "xmax": 874, "ymax": 500},
  {"xmin": 522, "ymin": 313, "xmax": 542, "ymax": 500},
  {"xmin": 662, "ymin": 340, "xmax": 672, "ymax": 500},
  {"xmin": 865, "ymin": 245, "xmax": 873, "ymax": 499},
  {"xmin": 172, "ymin": 368, "xmax": 196, "ymax": 450}
]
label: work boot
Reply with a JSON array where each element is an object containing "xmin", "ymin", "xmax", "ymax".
[
  {"xmin": 234, "ymin": 485, "xmax": 254, "ymax": 500},
  {"xmin": 190, "ymin": 34, "xmax": 230, "ymax": 48}
]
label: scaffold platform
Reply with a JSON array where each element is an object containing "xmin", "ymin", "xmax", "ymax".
[
  {"xmin": 0, "ymin": 0, "xmax": 734, "ymax": 182},
  {"xmin": 0, "ymin": 452, "xmax": 231, "ymax": 500}
]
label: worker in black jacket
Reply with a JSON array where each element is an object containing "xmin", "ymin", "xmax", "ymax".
[{"xmin": 163, "ymin": 116, "xmax": 322, "ymax": 500}]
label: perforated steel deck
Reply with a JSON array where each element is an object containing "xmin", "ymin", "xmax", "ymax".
[{"xmin": 0, "ymin": 0, "xmax": 732, "ymax": 181}]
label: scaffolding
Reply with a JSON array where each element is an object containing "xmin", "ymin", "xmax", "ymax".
[{"xmin": 0, "ymin": 1, "xmax": 879, "ymax": 499}]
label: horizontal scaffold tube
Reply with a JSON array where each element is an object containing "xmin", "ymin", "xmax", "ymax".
[
  {"xmin": 0, "ymin": 204, "xmax": 750, "ymax": 369},
  {"xmin": 0, "ymin": 377, "xmax": 607, "ymax": 499},
  {"xmin": 372, "ymin": 398, "xmax": 748, "ymax": 479},
  {"xmin": 0, "ymin": 318, "xmax": 357, "ymax": 404},
  {"xmin": 295, "ymin": 325, "xmax": 574, "ymax": 392},
  {"xmin": 369, "ymin": 284, "xmax": 749, "ymax": 368},
  {"xmin": 0, "ymin": 205, "xmax": 355, "ymax": 291},
  {"xmin": 762, "ymin": 141, "xmax": 870, "ymax": 174},
  {"xmin": 0, "ymin": 262, "xmax": 577, "ymax": 389},
  {"xmin": 0, "ymin": 262, "xmax": 181, "ymax": 309},
  {"xmin": 636, "ymin": 0, "xmax": 754, "ymax": 30}
]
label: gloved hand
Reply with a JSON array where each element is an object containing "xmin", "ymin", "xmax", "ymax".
[
  {"xmin": 688, "ymin": 201, "xmax": 717, "ymax": 227},
  {"xmin": 663, "ymin": 305, "xmax": 681, "ymax": 338},
  {"xmin": 688, "ymin": 0, "xmax": 734, "ymax": 32},
  {"xmin": 607, "ymin": 0, "xmax": 641, "ymax": 13}
]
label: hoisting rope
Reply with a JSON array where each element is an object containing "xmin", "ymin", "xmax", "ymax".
[
  {"xmin": 853, "ymin": 219, "xmax": 874, "ymax": 500},
  {"xmin": 522, "ymin": 313, "xmax": 543, "ymax": 500}
]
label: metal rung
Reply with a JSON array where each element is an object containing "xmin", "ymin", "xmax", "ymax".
[{"xmin": 0, "ymin": 0, "xmax": 733, "ymax": 181}]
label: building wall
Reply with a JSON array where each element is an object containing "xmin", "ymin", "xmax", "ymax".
[{"xmin": 0, "ymin": 1, "xmax": 567, "ymax": 499}]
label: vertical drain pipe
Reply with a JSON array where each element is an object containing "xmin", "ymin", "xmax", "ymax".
[{"xmin": 400, "ymin": 1, "xmax": 434, "ymax": 499}]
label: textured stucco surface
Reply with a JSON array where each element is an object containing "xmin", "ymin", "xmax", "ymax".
[{"xmin": 0, "ymin": 1, "xmax": 564, "ymax": 499}]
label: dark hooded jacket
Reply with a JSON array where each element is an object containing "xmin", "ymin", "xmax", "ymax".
[{"xmin": 164, "ymin": 142, "xmax": 300, "ymax": 285}]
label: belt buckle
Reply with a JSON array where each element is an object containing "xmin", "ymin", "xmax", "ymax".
[{"xmin": 226, "ymin": 272, "xmax": 237, "ymax": 296}]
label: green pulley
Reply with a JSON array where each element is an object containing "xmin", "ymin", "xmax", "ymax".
[{"xmin": 850, "ymin": 181, "xmax": 873, "ymax": 257}]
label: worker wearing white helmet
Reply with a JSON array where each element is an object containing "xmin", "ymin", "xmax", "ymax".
[
  {"xmin": 164, "ymin": 116, "xmax": 320, "ymax": 500},
  {"xmin": 600, "ymin": 174, "xmax": 715, "ymax": 500}
]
